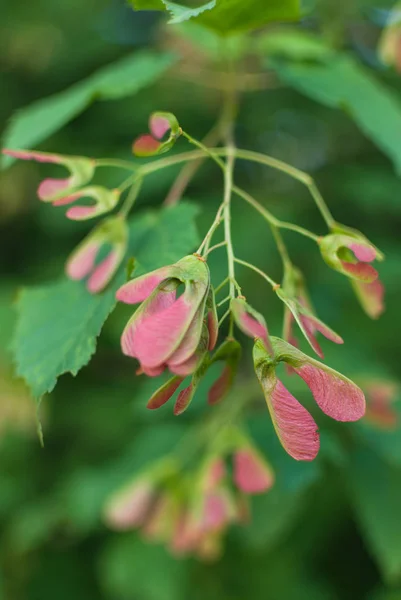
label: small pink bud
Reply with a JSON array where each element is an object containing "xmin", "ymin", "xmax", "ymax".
[
  {"xmin": 363, "ymin": 380, "xmax": 399, "ymax": 429},
  {"xmin": 170, "ymin": 511, "xmax": 199, "ymax": 556},
  {"xmin": 201, "ymin": 458, "xmax": 226, "ymax": 492},
  {"xmin": 149, "ymin": 115, "xmax": 171, "ymax": 140},
  {"xmin": 173, "ymin": 383, "xmax": 195, "ymax": 416},
  {"xmin": 352, "ymin": 278, "xmax": 385, "ymax": 319},
  {"xmin": 147, "ymin": 376, "xmax": 184, "ymax": 410},
  {"xmin": 132, "ymin": 135, "xmax": 162, "ymax": 157},
  {"xmin": 2, "ymin": 149, "xmax": 94, "ymax": 202},
  {"xmin": 142, "ymin": 492, "xmax": 177, "ymax": 542},
  {"xmin": 104, "ymin": 479, "xmax": 154, "ymax": 530},
  {"xmin": 320, "ymin": 233, "xmax": 381, "ymax": 284},
  {"xmin": 119, "ymin": 255, "xmax": 211, "ymax": 380},
  {"xmin": 207, "ymin": 339, "xmax": 241, "ymax": 405},
  {"xmin": 231, "ymin": 297, "xmax": 273, "ymax": 354},
  {"xmin": 233, "ymin": 448, "xmax": 274, "ymax": 494},
  {"xmin": 66, "ymin": 241, "xmax": 101, "ymax": 281},
  {"xmin": 66, "ymin": 216, "xmax": 127, "ymax": 294},
  {"xmin": 202, "ymin": 490, "xmax": 232, "ymax": 532},
  {"xmin": 277, "ymin": 284, "xmax": 343, "ymax": 359},
  {"xmin": 87, "ymin": 250, "xmax": 122, "ymax": 294},
  {"xmin": 61, "ymin": 186, "xmax": 120, "ymax": 221},
  {"xmin": 132, "ymin": 112, "xmax": 180, "ymax": 157},
  {"xmin": 208, "ymin": 365, "xmax": 232, "ymax": 405}
]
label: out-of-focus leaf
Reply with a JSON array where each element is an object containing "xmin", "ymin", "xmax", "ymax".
[
  {"xmin": 11, "ymin": 203, "xmax": 199, "ymax": 399},
  {"xmin": 348, "ymin": 449, "xmax": 401, "ymax": 582},
  {"xmin": 173, "ymin": 22, "xmax": 247, "ymax": 59},
  {"xmin": 129, "ymin": 0, "xmax": 300, "ymax": 34},
  {"xmin": 369, "ymin": 589, "xmax": 401, "ymax": 600},
  {"xmin": 323, "ymin": 164, "xmax": 401, "ymax": 215},
  {"xmin": 355, "ymin": 416, "xmax": 401, "ymax": 467},
  {"xmin": 243, "ymin": 481, "xmax": 314, "ymax": 550},
  {"xmin": 6, "ymin": 501, "xmax": 60, "ymax": 553},
  {"xmin": 27, "ymin": 550, "xmax": 99, "ymax": 600},
  {"xmin": 271, "ymin": 53, "xmax": 401, "ymax": 175},
  {"xmin": 2, "ymin": 51, "xmax": 176, "ymax": 168},
  {"xmin": 99, "ymin": 534, "xmax": 188, "ymax": 600},
  {"xmin": 258, "ymin": 28, "xmax": 332, "ymax": 60}
]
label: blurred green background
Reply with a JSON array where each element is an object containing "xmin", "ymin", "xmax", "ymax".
[{"xmin": 1, "ymin": 0, "xmax": 401, "ymax": 598}]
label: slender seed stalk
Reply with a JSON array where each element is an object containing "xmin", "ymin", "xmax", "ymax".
[
  {"xmin": 204, "ymin": 241, "xmax": 228, "ymax": 257},
  {"xmin": 217, "ymin": 295, "xmax": 230, "ymax": 308},
  {"xmin": 234, "ymin": 258, "xmax": 279, "ymax": 289},
  {"xmin": 164, "ymin": 122, "xmax": 222, "ymax": 207},
  {"xmin": 95, "ymin": 158, "xmax": 138, "ymax": 171},
  {"xmin": 232, "ymin": 186, "xmax": 320, "ymax": 242},
  {"xmin": 119, "ymin": 178, "xmax": 143, "ymax": 218},
  {"xmin": 223, "ymin": 146, "xmax": 236, "ymax": 300},
  {"xmin": 196, "ymin": 201, "xmax": 225, "ymax": 255},
  {"xmin": 218, "ymin": 308, "xmax": 231, "ymax": 327},
  {"xmin": 308, "ymin": 180, "xmax": 335, "ymax": 228},
  {"xmin": 214, "ymin": 276, "xmax": 230, "ymax": 294},
  {"xmin": 141, "ymin": 147, "xmax": 334, "ymax": 230},
  {"xmin": 270, "ymin": 224, "xmax": 292, "ymax": 271}
]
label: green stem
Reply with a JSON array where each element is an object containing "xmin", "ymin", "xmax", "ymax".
[
  {"xmin": 270, "ymin": 224, "xmax": 292, "ymax": 271},
  {"xmin": 218, "ymin": 308, "xmax": 231, "ymax": 327},
  {"xmin": 231, "ymin": 277, "xmax": 242, "ymax": 295},
  {"xmin": 223, "ymin": 147, "xmax": 236, "ymax": 300},
  {"xmin": 196, "ymin": 201, "xmax": 225, "ymax": 255},
  {"xmin": 204, "ymin": 240, "xmax": 228, "ymax": 257},
  {"xmin": 232, "ymin": 185, "xmax": 278, "ymax": 225},
  {"xmin": 180, "ymin": 136, "xmax": 237, "ymax": 299},
  {"xmin": 164, "ymin": 122, "xmax": 222, "ymax": 207},
  {"xmin": 233, "ymin": 186, "xmax": 319, "ymax": 242},
  {"xmin": 214, "ymin": 276, "xmax": 230, "ymax": 295},
  {"xmin": 181, "ymin": 131, "xmax": 226, "ymax": 171},
  {"xmin": 232, "ymin": 148, "xmax": 312, "ymax": 186},
  {"xmin": 118, "ymin": 173, "xmax": 139, "ymax": 194},
  {"xmin": 217, "ymin": 295, "xmax": 230, "ymax": 308},
  {"xmin": 278, "ymin": 221, "xmax": 320, "ymax": 242},
  {"xmin": 141, "ymin": 147, "xmax": 334, "ymax": 229},
  {"xmin": 143, "ymin": 148, "xmax": 320, "ymax": 243},
  {"xmin": 95, "ymin": 158, "xmax": 138, "ymax": 171},
  {"xmin": 234, "ymin": 257, "xmax": 279, "ymax": 289},
  {"xmin": 140, "ymin": 150, "xmax": 206, "ymax": 175},
  {"xmin": 308, "ymin": 181, "xmax": 335, "ymax": 228},
  {"xmin": 119, "ymin": 178, "xmax": 143, "ymax": 218}
]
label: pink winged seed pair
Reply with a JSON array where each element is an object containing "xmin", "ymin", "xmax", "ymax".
[
  {"xmin": 117, "ymin": 255, "xmax": 217, "ymax": 378},
  {"xmin": 227, "ymin": 295, "xmax": 366, "ymax": 462},
  {"xmin": 105, "ymin": 445, "xmax": 274, "ymax": 559},
  {"xmin": 319, "ymin": 233, "xmax": 384, "ymax": 319},
  {"xmin": 116, "ymin": 251, "xmax": 368, "ymax": 462},
  {"xmin": 2, "ymin": 149, "xmax": 120, "ymax": 221}
]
